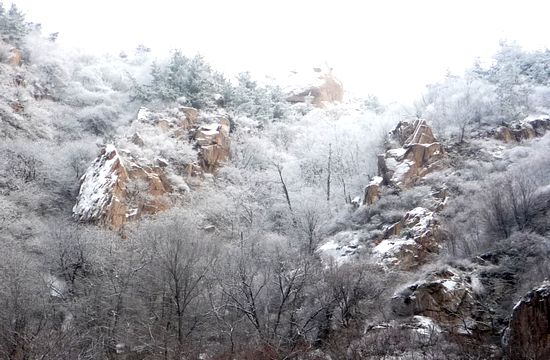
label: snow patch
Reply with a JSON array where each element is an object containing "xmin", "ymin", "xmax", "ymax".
[
  {"xmin": 73, "ymin": 145, "xmax": 122, "ymax": 222},
  {"xmin": 317, "ymin": 231, "xmax": 362, "ymax": 265},
  {"xmin": 392, "ymin": 160, "xmax": 414, "ymax": 184},
  {"xmin": 523, "ymin": 114, "xmax": 550, "ymax": 122},
  {"xmin": 44, "ymin": 274, "xmax": 67, "ymax": 298},
  {"xmin": 369, "ymin": 176, "xmax": 383, "ymax": 186},
  {"xmin": 442, "ymin": 280, "xmax": 457, "ymax": 291},
  {"xmin": 413, "ymin": 315, "xmax": 441, "ymax": 335},
  {"xmin": 137, "ymin": 107, "xmax": 152, "ymax": 122},
  {"xmin": 387, "ymin": 147, "xmax": 407, "ymax": 158}
]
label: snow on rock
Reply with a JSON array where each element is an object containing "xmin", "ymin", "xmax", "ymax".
[
  {"xmin": 193, "ymin": 114, "xmax": 231, "ymax": 173},
  {"xmin": 391, "ymin": 159, "xmax": 414, "ymax": 185},
  {"xmin": 73, "ymin": 107, "xmax": 233, "ymax": 230},
  {"xmin": 362, "ymin": 176, "xmax": 383, "ymax": 206},
  {"xmin": 136, "ymin": 107, "xmax": 152, "ymax": 122},
  {"xmin": 387, "ymin": 147, "xmax": 407, "ymax": 158},
  {"xmin": 73, "ymin": 145, "xmax": 125, "ymax": 225},
  {"xmin": 283, "ymin": 67, "xmax": 344, "ymax": 107},
  {"xmin": 133, "ymin": 105, "xmax": 199, "ymax": 136},
  {"xmin": 373, "ymin": 238, "xmax": 417, "ymax": 267},
  {"xmin": 494, "ymin": 114, "xmax": 550, "ymax": 143},
  {"xmin": 391, "ymin": 267, "xmax": 477, "ymax": 334},
  {"xmin": 317, "ymin": 231, "xmax": 363, "ymax": 265},
  {"xmin": 503, "ymin": 281, "xmax": 550, "ymax": 360},
  {"xmin": 73, "ymin": 145, "xmax": 171, "ymax": 230},
  {"xmin": 373, "ymin": 207, "xmax": 440, "ymax": 270},
  {"xmin": 378, "ymin": 119, "xmax": 446, "ymax": 188},
  {"xmin": 412, "ymin": 315, "xmax": 442, "ymax": 335}
]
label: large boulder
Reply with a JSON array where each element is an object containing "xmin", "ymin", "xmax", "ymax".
[
  {"xmin": 192, "ymin": 115, "xmax": 231, "ymax": 172},
  {"xmin": 135, "ymin": 106, "xmax": 198, "ymax": 135},
  {"xmin": 73, "ymin": 145, "xmax": 170, "ymax": 230},
  {"xmin": 8, "ymin": 48, "xmax": 22, "ymax": 66},
  {"xmin": 503, "ymin": 282, "xmax": 550, "ymax": 360},
  {"xmin": 379, "ymin": 119, "xmax": 445, "ymax": 188},
  {"xmin": 73, "ymin": 107, "xmax": 232, "ymax": 230},
  {"xmin": 134, "ymin": 106, "xmax": 231, "ymax": 174},
  {"xmin": 362, "ymin": 176, "xmax": 383, "ymax": 206},
  {"xmin": 284, "ymin": 68, "xmax": 344, "ymax": 107},
  {"xmin": 373, "ymin": 207, "xmax": 440, "ymax": 269},
  {"xmin": 495, "ymin": 115, "xmax": 550, "ymax": 143},
  {"xmin": 391, "ymin": 267, "xmax": 477, "ymax": 334}
]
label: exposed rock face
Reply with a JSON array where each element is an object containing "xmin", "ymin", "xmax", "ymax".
[
  {"xmin": 135, "ymin": 106, "xmax": 231, "ymax": 174},
  {"xmin": 495, "ymin": 115, "xmax": 550, "ymax": 143},
  {"xmin": 379, "ymin": 119, "xmax": 445, "ymax": 188},
  {"xmin": 136, "ymin": 106, "xmax": 198, "ymax": 135},
  {"xmin": 284, "ymin": 68, "xmax": 344, "ymax": 107},
  {"xmin": 73, "ymin": 145, "xmax": 170, "ymax": 230},
  {"xmin": 362, "ymin": 176, "xmax": 383, "ymax": 206},
  {"xmin": 193, "ymin": 115, "xmax": 231, "ymax": 172},
  {"xmin": 8, "ymin": 48, "xmax": 22, "ymax": 66},
  {"xmin": 373, "ymin": 207, "xmax": 440, "ymax": 270},
  {"xmin": 317, "ymin": 231, "xmax": 363, "ymax": 265},
  {"xmin": 503, "ymin": 282, "xmax": 550, "ymax": 360},
  {"xmin": 74, "ymin": 107, "xmax": 232, "ymax": 230},
  {"xmin": 391, "ymin": 268, "xmax": 476, "ymax": 333}
]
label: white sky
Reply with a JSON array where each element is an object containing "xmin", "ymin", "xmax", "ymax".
[{"xmin": 10, "ymin": 0, "xmax": 550, "ymax": 103}]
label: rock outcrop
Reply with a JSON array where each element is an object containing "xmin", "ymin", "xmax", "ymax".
[
  {"xmin": 284, "ymin": 68, "xmax": 344, "ymax": 107},
  {"xmin": 317, "ymin": 231, "xmax": 363, "ymax": 265},
  {"xmin": 373, "ymin": 207, "xmax": 441, "ymax": 270},
  {"xmin": 378, "ymin": 119, "xmax": 445, "ymax": 188},
  {"xmin": 362, "ymin": 176, "xmax": 383, "ymax": 206},
  {"xmin": 73, "ymin": 145, "xmax": 170, "ymax": 230},
  {"xmin": 391, "ymin": 268, "xmax": 477, "ymax": 334},
  {"xmin": 193, "ymin": 115, "xmax": 231, "ymax": 172},
  {"xmin": 503, "ymin": 282, "xmax": 550, "ymax": 360},
  {"xmin": 135, "ymin": 106, "xmax": 230, "ymax": 175},
  {"xmin": 494, "ymin": 115, "xmax": 550, "ymax": 143},
  {"xmin": 73, "ymin": 107, "xmax": 232, "ymax": 230},
  {"xmin": 8, "ymin": 48, "xmax": 22, "ymax": 67}
]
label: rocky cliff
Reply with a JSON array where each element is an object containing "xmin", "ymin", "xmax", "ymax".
[
  {"xmin": 284, "ymin": 67, "xmax": 344, "ymax": 107},
  {"xmin": 503, "ymin": 282, "xmax": 550, "ymax": 360},
  {"xmin": 494, "ymin": 115, "xmax": 550, "ymax": 143},
  {"xmin": 73, "ymin": 106, "xmax": 231, "ymax": 230},
  {"xmin": 378, "ymin": 119, "xmax": 446, "ymax": 188},
  {"xmin": 72, "ymin": 145, "xmax": 171, "ymax": 230}
]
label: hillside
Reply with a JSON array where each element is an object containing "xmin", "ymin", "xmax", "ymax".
[{"xmin": 1, "ymin": 3, "xmax": 550, "ymax": 360}]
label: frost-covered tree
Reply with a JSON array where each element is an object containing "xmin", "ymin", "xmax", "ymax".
[
  {"xmin": 134, "ymin": 50, "xmax": 227, "ymax": 109},
  {"xmin": 423, "ymin": 73, "xmax": 496, "ymax": 141},
  {"xmin": 0, "ymin": 3, "xmax": 29, "ymax": 45},
  {"xmin": 226, "ymin": 72, "xmax": 288, "ymax": 123}
]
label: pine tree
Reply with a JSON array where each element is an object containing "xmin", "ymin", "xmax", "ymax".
[{"xmin": 5, "ymin": 4, "xmax": 28, "ymax": 45}]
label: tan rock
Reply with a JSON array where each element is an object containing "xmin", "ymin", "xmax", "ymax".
[
  {"xmin": 179, "ymin": 106, "xmax": 199, "ymax": 127},
  {"xmin": 511, "ymin": 124, "xmax": 536, "ymax": 141},
  {"xmin": 495, "ymin": 116, "xmax": 550, "ymax": 142},
  {"xmin": 374, "ymin": 207, "xmax": 440, "ymax": 270},
  {"xmin": 8, "ymin": 48, "xmax": 22, "ymax": 66},
  {"xmin": 362, "ymin": 176, "xmax": 383, "ymax": 205},
  {"xmin": 379, "ymin": 119, "xmax": 445, "ymax": 188},
  {"xmin": 73, "ymin": 145, "xmax": 170, "ymax": 230},
  {"xmin": 193, "ymin": 117, "xmax": 231, "ymax": 172},
  {"xmin": 495, "ymin": 126, "xmax": 514, "ymax": 143},
  {"xmin": 404, "ymin": 119, "xmax": 437, "ymax": 145},
  {"xmin": 313, "ymin": 73, "xmax": 344, "ymax": 106},
  {"xmin": 285, "ymin": 69, "xmax": 344, "ymax": 107}
]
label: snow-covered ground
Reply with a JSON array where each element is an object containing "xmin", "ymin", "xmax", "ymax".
[{"xmin": 317, "ymin": 230, "xmax": 364, "ymax": 265}]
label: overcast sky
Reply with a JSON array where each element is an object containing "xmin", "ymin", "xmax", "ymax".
[{"xmin": 10, "ymin": 0, "xmax": 550, "ymax": 103}]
